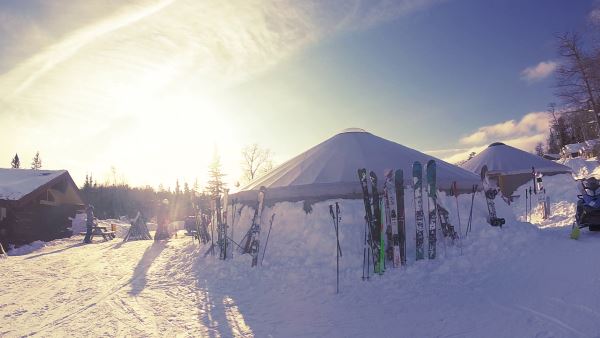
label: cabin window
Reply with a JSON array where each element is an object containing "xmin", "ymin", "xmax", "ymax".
[{"xmin": 0, "ymin": 207, "xmax": 5, "ymax": 221}]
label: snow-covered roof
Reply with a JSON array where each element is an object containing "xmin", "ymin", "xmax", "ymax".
[
  {"xmin": 461, "ymin": 142, "xmax": 572, "ymax": 176},
  {"xmin": 0, "ymin": 169, "xmax": 67, "ymax": 201},
  {"xmin": 563, "ymin": 143, "xmax": 584, "ymax": 154},
  {"xmin": 233, "ymin": 129, "xmax": 482, "ymax": 202},
  {"xmin": 582, "ymin": 139, "xmax": 600, "ymax": 151}
]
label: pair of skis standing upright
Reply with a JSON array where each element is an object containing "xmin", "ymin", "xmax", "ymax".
[{"xmin": 359, "ymin": 160, "xmax": 441, "ymax": 278}]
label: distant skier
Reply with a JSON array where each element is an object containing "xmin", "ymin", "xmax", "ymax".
[
  {"xmin": 83, "ymin": 204, "xmax": 95, "ymax": 244},
  {"xmin": 154, "ymin": 199, "xmax": 171, "ymax": 241}
]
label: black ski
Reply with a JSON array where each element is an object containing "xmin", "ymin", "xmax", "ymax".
[{"xmin": 413, "ymin": 162, "xmax": 425, "ymax": 260}]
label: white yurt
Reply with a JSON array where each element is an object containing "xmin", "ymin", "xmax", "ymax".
[
  {"xmin": 461, "ymin": 142, "xmax": 572, "ymax": 196},
  {"xmin": 232, "ymin": 128, "xmax": 482, "ymax": 203}
]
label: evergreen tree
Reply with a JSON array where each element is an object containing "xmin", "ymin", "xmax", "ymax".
[
  {"xmin": 547, "ymin": 131, "xmax": 561, "ymax": 154},
  {"xmin": 10, "ymin": 153, "xmax": 20, "ymax": 168},
  {"xmin": 31, "ymin": 151, "xmax": 42, "ymax": 170},
  {"xmin": 83, "ymin": 174, "xmax": 91, "ymax": 189},
  {"xmin": 535, "ymin": 143, "xmax": 544, "ymax": 156},
  {"xmin": 207, "ymin": 148, "xmax": 226, "ymax": 197}
]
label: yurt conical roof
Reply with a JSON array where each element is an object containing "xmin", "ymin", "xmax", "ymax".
[
  {"xmin": 232, "ymin": 129, "xmax": 481, "ymax": 203},
  {"xmin": 460, "ymin": 142, "xmax": 572, "ymax": 176}
]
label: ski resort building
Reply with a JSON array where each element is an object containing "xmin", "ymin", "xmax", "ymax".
[
  {"xmin": 232, "ymin": 128, "xmax": 481, "ymax": 203},
  {"xmin": 461, "ymin": 142, "xmax": 572, "ymax": 197},
  {"xmin": 0, "ymin": 169, "xmax": 84, "ymax": 247}
]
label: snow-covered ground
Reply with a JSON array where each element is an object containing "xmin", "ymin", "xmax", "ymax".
[{"xmin": 3, "ymin": 165, "xmax": 600, "ymax": 337}]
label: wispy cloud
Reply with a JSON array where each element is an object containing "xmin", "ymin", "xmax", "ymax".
[
  {"xmin": 0, "ymin": 0, "xmax": 446, "ymax": 186},
  {"xmin": 589, "ymin": 7, "xmax": 600, "ymax": 25},
  {"xmin": 431, "ymin": 112, "xmax": 551, "ymax": 163},
  {"xmin": 520, "ymin": 61, "xmax": 557, "ymax": 82}
]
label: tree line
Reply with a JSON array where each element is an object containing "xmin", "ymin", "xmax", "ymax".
[
  {"xmin": 545, "ymin": 31, "xmax": 600, "ymax": 154},
  {"xmin": 9, "ymin": 152, "xmax": 42, "ymax": 170},
  {"xmin": 77, "ymin": 144, "xmax": 273, "ymax": 222}
]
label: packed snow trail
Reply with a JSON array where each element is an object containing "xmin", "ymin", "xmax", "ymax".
[{"xmin": 2, "ymin": 194, "xmax": 600, "ymax": 337}]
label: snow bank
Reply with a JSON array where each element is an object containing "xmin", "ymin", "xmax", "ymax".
[
  {"xmin": 225, "ymin": 186, "xmax": 530, "ymax": 278},
  {"xmin": 5, "ymin": 184, "xmax": 600, "ymax": 336},
  {"xmin": 559, "ymin": 157, "xmax": 598, "ymax": 179},
  {"xmin": 510, "ymin": 174, "xmax": 578, "ymax": 228}
]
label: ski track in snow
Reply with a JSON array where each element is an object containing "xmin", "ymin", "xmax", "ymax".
[{"xmin": 3, "ymin": 162, "xmax": 600, "ymax": 337}]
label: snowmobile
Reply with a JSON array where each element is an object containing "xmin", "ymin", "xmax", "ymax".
[{"xmin": 571, "ymin": 177, "xmax": 600, "ymax": 239}]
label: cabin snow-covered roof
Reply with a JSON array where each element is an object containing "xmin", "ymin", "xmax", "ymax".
[
  {"xmin": 0, "ymin": 169, "xmax": 67, "ymax": 201},
  {"xmin": 461, "ymin": 142, "xmax": 572, "ymax": 176}
]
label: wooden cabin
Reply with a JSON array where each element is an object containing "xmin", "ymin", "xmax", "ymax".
[{"xmin": 0, "ymin": 169, "xmax": 84, "ymax": 247}]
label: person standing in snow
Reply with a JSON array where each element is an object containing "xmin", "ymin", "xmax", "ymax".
[
  {"xmin": 154, "ymin": 199, "xmax": 171, "ymax": 240},
  {"xmin": 83, "ymin": 204, "xmax": 95, "ymax": 244}
]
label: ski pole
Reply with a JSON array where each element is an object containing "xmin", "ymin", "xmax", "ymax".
[
  {"xmin": 329, "ymin": 205, "xmax": 342, "ymax": 257},
  {"xmin": 335, "ymin": 202, "xmax": 340, "ymax": 294},
  {"xmin": 453, "ymin": 182, "xmax": 463, "ymax": 255},
  {"xmin": 260, "ymin": 214, "xmax": 275, "ymax": 266},
  {"xmin": 525, "ymin": 189, "xmax": 528, "ymax": 222},
  {"xmin": 466, "ymin": 184, "xmax": 476, "ymax": 236},
  {"xmin": 336, "ymin": 202, "xmax": 342, "ymax": 257},
  {"xmin": 231, "ymin": 199, "xmax": 237, "ymax": 259}
]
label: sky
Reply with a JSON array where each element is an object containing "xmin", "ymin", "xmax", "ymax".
[{"xmin": 0, "ymin": 0, "xmax": 597, "ymax": 190}]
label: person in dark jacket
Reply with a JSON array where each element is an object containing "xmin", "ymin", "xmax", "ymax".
[
  {"xmin": 83, "ymin": 204, "xmax": 95, "ymax": 244},
  {"xmin": 154, "ymin": 199, "xmax": 171, "ymax": 240}
]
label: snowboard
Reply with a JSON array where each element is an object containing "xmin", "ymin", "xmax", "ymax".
[
  {"xmin": 533, "ymin": 169, "xmax": 550, "ymax": 219},
  {"xmin": 395, "ymin": 169, "xmax": 407, "ymax": 266},
  {"xmin": 481, "ymin": 166, "xmax": 505, "ymax": 227},
  {"xmin": 426, "ymin": 160, "xmax": 437, "ymax": 260},
  {"xmin": 384, "ymin": 169, "xmax": 401, "ymax": 267},
  {"xmin": 413, "ymin": 162, "xmax": 425, "ymax": 260}
]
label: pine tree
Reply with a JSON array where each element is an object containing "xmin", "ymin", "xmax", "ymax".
[
  {"xmin": 547, "ymin": 131, "xmax": 560, "ymax": 154},
  {"xmin": 31, "ymin": 151, "xmax": 42, "ymax": 170},
  {"xmin": 207, "ymin": 148, "xmax": 226, "ymax": 197},
  {"xmin": 10, "ymin": 153, "xmax": 20, "ymax": 168},
  {"xmin": 193, "ymin": 178, "xmax": 199, "ymax": 194},
  {"xmin": 535, "ymin": 143, "xmax": 544, "ymax": 156}
]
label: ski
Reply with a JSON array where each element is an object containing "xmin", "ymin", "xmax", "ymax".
[
  {"xmin": 481, "ymin": 166, "xmax": 505, "ymax": 227},
  {"xmin": 357, "ymin": 169, "xmax": 374, "ymax": 280},
  {"xmin": 426, "ymin": 160, "xmax": 437, "ymax": 259},
  {"xmin": 217, "ymin": 190, "xmax": 229, "ymax": 260},
  {"xmin": 380, "ymin": 198, "xmax": 386, "ymax": 273},
  {"xmin": 437, "ymin": 205, "xmax": 458, "ymax": 241},
  {"xmin": 413, "ymin": 162, "xmax": 425, "ymax": 260},
  {"xmin": 395, "ymin": 169, "xmax": 407, "ymax": 266},
  {"xmin": 245, "ymin": 186, "xmax": 266, "ymax": 267},
  {"xmin": 370, "ymin": 171, "xmax": 384, "ymax": 274},
  {"xmin": 384, "ymin": 169, "xmax": 401, "ymax": 268}
]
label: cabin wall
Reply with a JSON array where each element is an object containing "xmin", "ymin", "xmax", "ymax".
[{"xmin": 0, "ymin": 200, "xmax": 81, "ymax": 248}]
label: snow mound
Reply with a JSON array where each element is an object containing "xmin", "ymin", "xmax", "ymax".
[
  {"xmin": 559, "ymin": 157, "xmax": 598, "ymax": 179},
  {"xmin": 510, "ymin": 174, "xmax": 578, "ymax": 228}
]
